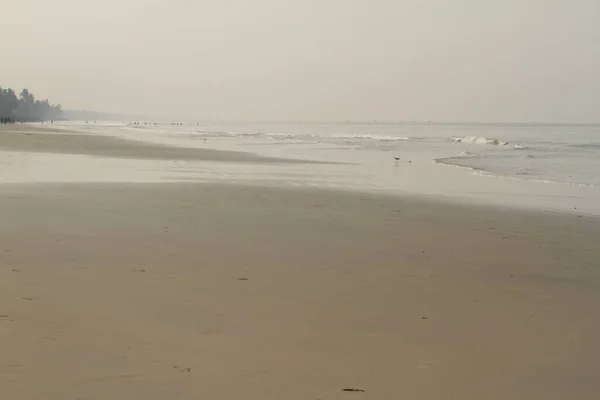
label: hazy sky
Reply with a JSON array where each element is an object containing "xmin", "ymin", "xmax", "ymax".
[{"xmin": 3, "ymin": 0, "xmax": 599, "ymax": 122}]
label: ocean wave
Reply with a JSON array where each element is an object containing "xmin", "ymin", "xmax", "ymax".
[
  {"xmin": 513, "ymin": 144, "xmax": 533, "ymax": 150},
  {"xmin": 459, "ymin": 151, "xmax": 480, "ymax": 158},
  {"xmin": 433, "ymin": 158, "xmax": 595, "ymax": 187},
  {"xmin": 433, "ymin": 157, "xmax": 483, "ymax": 172},
  {"xmin": 193, "ymin": 130, "xmax": 261, "ymax": 137},
  {"xmin": 332, "ymin": 134, "xmax": 410, "ymax": 141},
  {"xmin": 570, "ymin": 143, "xmax": 600, "ymax": 149},
  {"xmin": 451, "ymin": 136, "xmax": 508, "ymax": 145},
  {"xmin": 188, "ymin": 130, "xmax": 412, "ymax": 142},
  {"xmin": 267, "ymin": 132, "xmax": 316, "ymax": 139},
  {"xmin": 433, "ymin": 152, "xmax": 481, "ymax": 163}
]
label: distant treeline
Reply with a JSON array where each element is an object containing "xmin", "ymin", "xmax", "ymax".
[{"xmin": 0, "ymin": 87, "xmax": 62, "ymax": 123}]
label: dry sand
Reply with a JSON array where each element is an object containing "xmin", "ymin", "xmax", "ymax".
[{"xmin": 1, "ymin": 181, "xmax": 599, "ymax": 400}]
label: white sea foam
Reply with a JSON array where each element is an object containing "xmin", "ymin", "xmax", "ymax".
[
  {"xmin": 331, "ymin": 134, "xmax": 410, "ymax": 141},
  {"xmin": 513, "ymin": 144, "xmax": 533, "ymax": 150},
  {"xmin": 451, "ymin": 136, "xmax": 508, "ymax": 145},
  {"xmin": 192, "ymin": 131, "xmax": 412, "ymax": 142},
  {"xmin": 433, "ymin": 157, "xmax": 595, "ymax": 188},
  {"xmin": 31, "ymin": 121, "xmax": 600, "ymax": 215}
]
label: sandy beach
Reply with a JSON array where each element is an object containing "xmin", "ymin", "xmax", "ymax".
[
  {"xmin": 1, "ymin": 127, "xmax": 600, "ymax": 399},
  {"xmin": 0, "ymin": 125, "xmax": 319, "ymax": 164}
]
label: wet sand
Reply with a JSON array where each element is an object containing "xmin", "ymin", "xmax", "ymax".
[
  {"xmin": 1, "ymin": 181, "xmax": 599, "ymax": 400},
  {"xmin": 0, "ymin": 125, "xmax": 318, "ymax": 164}
]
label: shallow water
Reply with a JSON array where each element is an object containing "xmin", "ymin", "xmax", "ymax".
[{"xmin": 13, "ymin": 121, "xmax": 600, "ymax": 215}]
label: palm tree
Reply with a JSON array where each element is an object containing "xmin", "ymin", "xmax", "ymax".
[
  {"xmin": 20, "ymin": 88, "xmax": 35, "ymax": 104},
  {"xmin": 0, "ymin": 86, "xmax": 62, "ymax": 121}
]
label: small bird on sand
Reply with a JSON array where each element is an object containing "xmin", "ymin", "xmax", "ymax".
[{"xmin": 394, "ymin": 157, "xmax": 401, "ymax": 161}]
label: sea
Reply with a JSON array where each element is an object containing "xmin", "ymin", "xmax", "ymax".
[{"xmin": 9, "ymin": 121, "xmax": 600, "ymax": 216}]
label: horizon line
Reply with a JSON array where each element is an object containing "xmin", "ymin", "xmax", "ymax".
[{"xmin": 61, "ymin": 112, "xmax": 600, "ymax": 127}]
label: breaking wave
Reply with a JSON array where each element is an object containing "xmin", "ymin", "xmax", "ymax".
[
  {"xmin": 190, "ymin": 131, "xmax": 411, "ymax": 142},
  {"xmin": 451, "ymin": 136, "xmax": 508, "ymax": 146},
  {"xmin": 458, "ymin": 151, "xmax": 480, "ymax": 158},
  {"xmin": 513, "ymin": 144, "xmax": 533, "ymax": 150},
  {"xmin": 331, "ymin": 134, "xmax": 410, "ymax": 141}
]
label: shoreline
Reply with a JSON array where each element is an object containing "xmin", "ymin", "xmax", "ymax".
[
  {"xmin": 2, "ymin": 124, "xmax": 600, "ymax": 216},
  {"xmin": 0, "ymin": 125, "xmax": 323, "ymax": 164}
]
